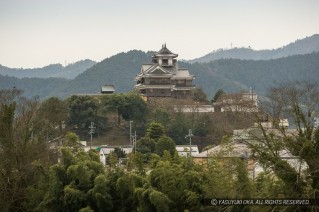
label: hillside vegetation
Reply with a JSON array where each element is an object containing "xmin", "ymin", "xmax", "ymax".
[{"xmin": 1, "ymin": 51, "xmax": 319, "ymax": 99}]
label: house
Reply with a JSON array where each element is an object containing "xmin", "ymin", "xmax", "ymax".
[
  {"xmin": 175, "ymin": 145, "xmax": 199, "ymax": 157},
  {"xmin": 194, "ymin": 126, "xmax": 306, "ymax": 179},
  {"xmin": 213, "ymin": 89, "xmax": 258, "ymax": 112},
  {"xmin": 193, "ymin": 141, "xmax": 259, "ymax": 179},
  {"xmin": 99, "ymin": 146, "xmax": 133, "ymax": 165},
  {"xmin": 101, "ymin": 85, "xmax": 115, "ymax": 94},
  {"xmin": 135, "ymin": 44, "xmax": 195, "ymax": 99},
  {"xmin": 174, "ymin": 105, "xmax": 214, "ymax": 113}
]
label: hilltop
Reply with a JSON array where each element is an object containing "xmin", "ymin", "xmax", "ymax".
[
  {"xmin": 0, "ymin": 59, "xmax": 96, "ymax": 79},
  {"xmin": 189, "ymin": 34, "xmax": 319, "ymax": 63}
]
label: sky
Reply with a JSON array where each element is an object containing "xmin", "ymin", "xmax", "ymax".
[{"xmin": 1, "ymin": 0, "xmax": 318, "ymax": 68}]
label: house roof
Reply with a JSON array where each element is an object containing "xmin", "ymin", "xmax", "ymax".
[
  {"xmin": 154, "ymin": 44, "xmax": 178, "ymax": 58},
  {"xmin": 176, "ymin": 145, "xmax": 199, "ymax": 153},
  {"xmin": 135, "ymin": 84, "xmax": 174, "ymax": 89},
  {"xmin": 173, "ymin": 70, "xmax": 194, "ymax": 79},
  {"xmin": 141, "ymin": 64, "xmax": 177, "ymax": 75},
  {"xmin": 101, "ymin": 85, "xmax": 115, "ymax": 92},
  {"xmin": 194, "ymin": 142, "xmax": 250, "ymax": 158},
  {"xmin": 100, "ymin": 146, "xmax": 133, "ymax": 155}
]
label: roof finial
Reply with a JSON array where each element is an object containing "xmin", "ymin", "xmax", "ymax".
[{"xmin": 162, "ymin": 43, "xmax": 166, "ymax": 48}]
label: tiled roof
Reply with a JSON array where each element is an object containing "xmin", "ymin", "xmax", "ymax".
[
  {"xmin": 135, "ymin": 84, "xmax": 174, "ymax": 89},
  {"xmin": 174, "ymin": 70, "xmax": 192, "ymax": 77},
  {"xmin": 154, "ymin": 44, "xmax": 178, "ymax": 58}
]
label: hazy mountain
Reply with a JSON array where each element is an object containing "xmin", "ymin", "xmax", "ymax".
[
  {"xmin": 0, "ymin": 75, "xmax": 69, "ymax": 98},
  {"xmin": 60, "ymin": 51, "xmax": 319, "ymax": 99},
  {"xmin": 189, "ymin": 34, "xmax": 319, "ymax": 63},
  {"xmin": 182, "ymin": 52, "xmax": 319, "ymax": 98},
  {"xmin": 0, "ymin": 59, "xmax": 96, "ymax": 79},
  {"xmin": 1, "ymin": 45, "xmax": 319, "ymax": 100},
  {"xmin": 53, "ymin": 50, "xmax": 154, "ymax": 98}
]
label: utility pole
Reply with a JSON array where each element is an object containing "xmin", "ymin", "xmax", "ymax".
[
  {"xmin": 89, "ymin": 122, "xmax": 95, "ymax": 149},
  {"xmin": 134, "ymin": 131, "xmax": 137, "ymax": 154},
  {"xmin": 129, "ymin": 121, "xmax": 133, "ymax": 147},
  {"xmin": 185, "ymin": 129, "xmax": 193, "ymax": 157}
]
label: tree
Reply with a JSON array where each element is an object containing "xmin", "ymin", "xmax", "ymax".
[
  {"xmin": 34, "ymin": 148, "xmax": 106, "ymax": 211},
  {"xmin": 155, "ymin": 136, "xmax": 176, "ymax": 156},
  {"xmin": 63, "ymin": 132, "xmax": 84, "ymax": 153},
  {"xmin": 167, "ymin": 112, "xmax": 190, "ymax": 144},
  {"xmin": 248, "ymin": 81, "xmax": 319, "ymax": 199},
  {"xmin": 134, "ymin": 186, "xmax": 171, "ymax": 212},
  {"xmin": 211, "ymin": 89, "xmax": 225, "ymax": 103},
  {"xmin": 193, "ymin": 113, "xmax": 212, "ymax": 137},
  {"xmin": 149, "ymin": 160, "xmax": 205, "ymax": 211},
  {"xmin": 115, "ymin": 173, "xmax": 146, "ymax": 211},
  {"xmin": 191, "ymin": 87, "xmax": 208, "ymax": 103},
  {"xmin": 38, "ymin": 97, "xmax": 68, "ymax": 132},
  {"xmin": 113, "ymin": 147, "xmax": 127, "ymax": 159},
  {"xmin": 100, "ymin": 94, "xmax": 126, "ymax": 125},
  {"xmin": 0, "ymin": 89, "xmax": 51, "ymax": 211},
  {"xmin": 136, "ymin": 136, "xmax": 156, "ymax": 154},
  {"xmin": 67, "ymin": 95, "xmax": 99, "ymax": 129},
  {"xmin": 146, "ymin": 122, "xmax": 165, "ymax": 141},
  {"xmin": 150, "ymin": 108, "xmax": 170, "ymax": 126},
  {"xmin": 121, "ymin": 92, "xmax": 147, "ymax": 122}
]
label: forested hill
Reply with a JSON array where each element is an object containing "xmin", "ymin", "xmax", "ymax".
[
  {"xmin": 0, "ymin": 59, "xmax": 96, "ymax": 79},
  {"xmin": 53, "ymin": 50, "xmax": 154, "ymax": 98},
  {"xmin": 181, "ymin": 52, "xmax": 319, "ymax": 97},
  {"xmin": 0, "ymin": 75, "xmax": 69, "ymax": 98},
  {"xmin": 1, "ymin": 51, "xmax": 319, "ymax": 100},
  {"xmin": 190, "ymin": 34, "xmax": 319, "ymax": 63}
]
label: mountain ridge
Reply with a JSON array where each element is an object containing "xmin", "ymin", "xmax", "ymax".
[
  {"xmin": 189, "ymin": 34, "xmax": 319, "ymax": 63},
  {"xmin": 1, "ymin": 34, "xmax": 319, "ymax": 100},
  {"xmin": 0, "ymin": 59, "xmax": 96, "ymax": 79},
  {"xmin": 1, "ymin": 51, "xmax": 318, "ymax": 100}
]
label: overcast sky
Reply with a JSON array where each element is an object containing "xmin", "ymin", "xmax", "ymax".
[{"xmin": 1, "ymin": 0, "xmax": 318, "ymax": 68}]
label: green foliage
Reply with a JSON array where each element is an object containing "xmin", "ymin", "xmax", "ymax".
[
  {"xmin": 113, "ymin": 147, "xmax": 127, "ymax": 159},
  {"xmin": 63, "ymin": 132, "xmax": 82, "ymax": 151},
  {"xmin": 67, "ymin": 95, "xmax": 99, "ymax": 129},
  {"xmin": 211, "ymin": 88, "xmax": 225, "ymax": 103},
  {"xmin": 34, "ymin": 148, "xmax": 106, "ymax": 211},
  {"xmin": 167, "ymin": 112, "xmax": 190, "ymax": 144},
  {"xmin": 100, "ymin": 93, "xmax": 147, "ymax": 126},
  {"xmin": 250, "ymin": 81, "xmax": 319, "ymax": 198},
  {"xmin": 155, "ymin": 136, "xmax": 176, "ymax": 156},
  {"xmin": 134, "ymin": 186, "xmax": 171, "ymax": 212},
  {"xmin": 146, "ymin": 122, "xmax": 165, "ymax": 140},
  {"xmin": 3, "ymin": 79, "xmax": 319, "ymax": 211},
  {"xmin": 90, "ymin": 175, "xmax": 113, "ymax": 210},
  {"xmin": 0, "ymin": 89, "xmax": 52, "ymax": 211},
  {"xmin": 130, "ymin": 152, "xmax": 146, "ymax": 174},
  {"xmin": 107, "ymin": 152, "xmax": 118, "ymax": 167},
  {"xmin": 136, "ymin": 136, "xmax": 156, "ymax": 154},
  {"xmin": 38, "ymin": 97, "xmax": 68, "ymax": 127},
  {"xmin": 193, "ymin": 114, "xmax": 212, "ymax": 137},
  {"xmin": 149, "ymin": 160, "xmax": 207, "ymax": 211},
  {"xmin": 191, "ymin": 87, "xmax": 208, "ymax": 103},
  {"xmin": 150, "ymin": 108, "xmax": 170, "ymax": 126},
  {"xmin": 121, "ymin": 92, "xmax": 147, "ymax": 122},
  {"xmin": 35, "ymin": 96, "xmax": 68, "ymax": 141}
]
